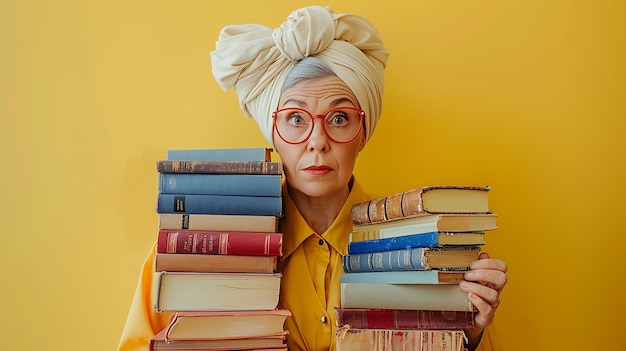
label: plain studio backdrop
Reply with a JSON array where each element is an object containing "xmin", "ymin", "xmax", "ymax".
[{"xmin": 1, "ymin": 1, "xmax": 624, "ymax": 350}]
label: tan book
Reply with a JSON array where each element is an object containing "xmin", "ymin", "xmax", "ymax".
[
  {"xmin": 163, "ymin": 308, "xmax": 291, "ymax": 341},
  {"xmin": 153, "ymin": 272, "xmax": 282, "ymax": 312},
  {"xmin": 336, "ymin": 327, "xmax": 466, "ymax": 351},
  {"xmin": 352, "ymin": 185, "xmax": 492, "ymax": 225},
  {"xmin": 158, "ymin": 213, "xmax": 279, "ymax": 232},
  {"xmin": 154, "ymin": 253, "xmax": 278, "ymax": 273},
  {"xmin": 150, "ymin": 327, "xmax": 288, "ymax": 350}
]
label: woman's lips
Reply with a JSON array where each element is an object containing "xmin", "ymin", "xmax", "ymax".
[{"xmin": 303, "ymin": 165, "xmax": 333, "ymax": 176}]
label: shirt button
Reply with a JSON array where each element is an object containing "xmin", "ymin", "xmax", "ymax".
[
  {"xmin": 318, "ymin": 239, "xmax": 324, "ymax": 246},
  {"xmin": 320, "ymin": 315, "xmax": 328, "ymax": 324}
]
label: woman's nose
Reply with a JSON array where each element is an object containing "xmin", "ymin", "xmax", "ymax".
[{"xmin": 306, "ymin": 118, "xmax": 329, "ymax": 151}]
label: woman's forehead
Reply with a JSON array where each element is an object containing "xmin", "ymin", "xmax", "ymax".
[{"xmin": 279, "ymin": 76, "xmax": 358, "ymax": 107}]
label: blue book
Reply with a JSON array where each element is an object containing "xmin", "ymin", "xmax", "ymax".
[
  {"xmin": 158, "ymin": 173, "xmax": 282, "ymax": 197},
  {"xmin": 347, "ymin": 231, "xmax": 485, "ymax": 254},
  {"xmin": 342, "ymin": 246, "xmax": 480, "ymax": 273},
  {"xmin": 348, "ymin": 231, "xmax": 439, "ymax": 254},
  {"xmin": 156, "ymin": 194, "xmax": 283, "ymax": 217},
  {"xmin": 340, "ymin": 270, "xmax": 465, "ymax": 284},
  {"xmin": 166, "ymin": 148, "xmax": 272, "ymax": 161}
]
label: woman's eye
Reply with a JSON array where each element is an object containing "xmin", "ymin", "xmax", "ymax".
[
  {"xmin": 329, "ymin": 113, "xmax": 348, "ymax": 126},
  {"xmin": 288, "ymin": 114, "xmax": 307, "ymax": 126}
]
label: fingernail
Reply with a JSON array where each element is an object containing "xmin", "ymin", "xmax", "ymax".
[{"xmin": 465, "ymin": 271, "xmax": 475, "ymax": 279}]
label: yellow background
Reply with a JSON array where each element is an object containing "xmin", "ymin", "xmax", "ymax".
[{"xmin": 1, "ymin": 0, "xmax": 625, "ymax": 350}]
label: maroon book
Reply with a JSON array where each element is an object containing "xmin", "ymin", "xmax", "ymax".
[
  {"xmin": 157, "ymin": 229, "xmax": 283, "ymax": 256},
  {"xmin": 335, "ymin": 307, "xmax": 476, "ymax": 329}
]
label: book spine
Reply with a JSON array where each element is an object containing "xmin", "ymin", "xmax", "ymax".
[
  {"xmin": 347, "ymin": 231, "xmax": 439, "ymax": 254},
  {"xmin": 335, "ymin": 308, "xmax": 475, "ymax": 329},
  {"xmin": 352, "ymin": 186, "xmax": 491, "ymax": 225},
  {"xmin": 157, "ymin": 160, "xmax": 282, "ymax": 174},
  {"xmin": 343, "ymin": 248, "xmax": 429, "ymax": 272},
  {"xmin": 158, "ymin": 173, "xmax": 282, "ymax": 196},
  {"xmin": 166, "ymin": 148, "xmax": 271, "ymax": 161},
  {"xmin": 154, "ymin": 253, "xmax": 278, "ymax": 273},
  {"xmin": 158, "ymin": 214, "xmax": 278, "ymax": 232},
  {"xmin": 156, "ymin": 230, "xmax": 283, "ymax": 256},
  {"xmin": 335, "ymin": 327, "xmax": 466, "ymax": 351},
  {"xmin": 351, "ymin": 188, "xmax": 427, "ymax": 225},
  {"xmin": 156, "ymin": 194, "xmax": 283, "ymax": 217}
]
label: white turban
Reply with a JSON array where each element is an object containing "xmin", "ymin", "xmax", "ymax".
[{"xmin": 210, "ymin": 5, "xmax": 389, "ymax": 147}]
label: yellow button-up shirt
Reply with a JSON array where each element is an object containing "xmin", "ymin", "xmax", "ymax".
[
  {"xmin": 117, "ymin": 177, "xmax": 494, "ymax": 351},
  {"xmin": 278, "ymin": 178, "xmax": 369, "ymax": 351}
]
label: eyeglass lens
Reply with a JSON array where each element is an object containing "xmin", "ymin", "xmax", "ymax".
[{"xmin": 274, "ymin": 108, "xmax": 363, "ymax": 143}]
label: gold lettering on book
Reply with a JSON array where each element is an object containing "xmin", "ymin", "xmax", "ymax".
[
  {"xmin": 202, "ymin": 234, "xmax": 212, "ymax": 254},
  {"xmin": 182, "ymin": 234, "xmax": 193, "ymax": 253},
  {"xmin": 207, "ymin": 234, "xmax": 216, "ymax": 253},
  {"xmin": 174, "ymin": 196, "xmax": 185, "ymax": 212}
]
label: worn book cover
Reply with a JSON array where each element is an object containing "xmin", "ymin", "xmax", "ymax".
[
  {"xmin": 336, "ymin": 326, "xmax": 467, "ymax": 351},
  {"xmin": 335, "ymin": 307, "xmax": 476, "ymax": 329},
  {"xmin": 352, "ymin": 185, "xmax": 492, "ymax": 225},
  {"xmin": 164, "ymin": 308, "xmax": 291, "ymax": 341},
  {"xmin": 157, "ymin": 159, "xmax": 283, "ymax": 174}
]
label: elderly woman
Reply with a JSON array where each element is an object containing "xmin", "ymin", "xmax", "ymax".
[{"xmin": 118, "ymin": 6, "xmax": 507, "ymax": 351}]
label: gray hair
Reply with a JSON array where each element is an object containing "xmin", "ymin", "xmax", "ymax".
[{"xmin": 281, "ymin": 56, "xmax": 337, "ymax": 92}]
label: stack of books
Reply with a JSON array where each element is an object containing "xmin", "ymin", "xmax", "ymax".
[
  {"xmin": 150, "ymin": 147, "xmax": 290, "ymax": 351},
  {"xmin": 336, "ymin": 185, "xmax": 498, "ymax": 351}
]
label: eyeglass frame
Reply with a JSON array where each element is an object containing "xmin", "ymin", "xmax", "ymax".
[{"xmin": 271, "ymin": 106, "xmax": 366, "ymax": 144}]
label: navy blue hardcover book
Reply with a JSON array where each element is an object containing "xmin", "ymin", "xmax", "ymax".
[{"xmin": 157, "ymin": 194, "xmax": 283, "ymax": 217}]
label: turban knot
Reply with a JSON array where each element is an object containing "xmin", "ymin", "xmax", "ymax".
[{"xmin": 210, "ymin": 5, "xmax": 388, "ymax": 146}]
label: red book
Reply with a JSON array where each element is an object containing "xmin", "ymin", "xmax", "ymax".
[
  {"xmin": 335, "ymin": 307, "xmax": 476, "ymax": 329},
  {"xmin": 157, "ymin": 229, "xmax": 283, "ymax": 256}
]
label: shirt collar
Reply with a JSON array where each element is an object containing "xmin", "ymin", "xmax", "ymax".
[{"xmin": 279, "ymin": 177, "xmax": 369, "ymax": 258}]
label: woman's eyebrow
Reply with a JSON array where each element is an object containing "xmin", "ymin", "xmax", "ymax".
[
  {"xmin": 330, "ymin": 97, "xmax": 357, "ymax": 106},
  {"xmin": 281, "ymin": 98, "xmax": 307, "ymax": 107}
]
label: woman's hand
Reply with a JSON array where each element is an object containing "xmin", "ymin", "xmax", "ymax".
[{"xmin": 459, "ymin": 251, "xmax": 508, "ymax": 350}]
